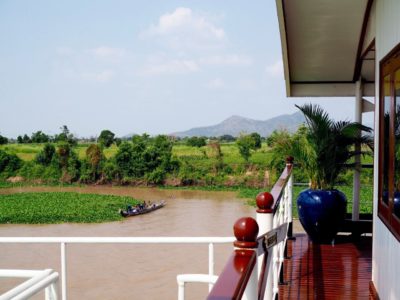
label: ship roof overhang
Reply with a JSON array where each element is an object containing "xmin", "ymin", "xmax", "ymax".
[{"xmin": 276, "ymin": 0, "xmax": 375, "ymax": 97}]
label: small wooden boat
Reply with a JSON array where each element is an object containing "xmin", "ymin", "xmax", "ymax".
[{"xmin": 119, "ymin": 201, "xmax": 166, "ymax": 217}]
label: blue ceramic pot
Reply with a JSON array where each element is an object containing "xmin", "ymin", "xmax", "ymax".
[{"xmin": 297, "ymin": 189, "xmax": 347, "ymax": 244}]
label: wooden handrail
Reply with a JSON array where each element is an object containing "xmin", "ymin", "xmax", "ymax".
[
  {"xmin": 208, "ymin": 217, "xmax": 259, "ymax": 300},
  {"xmin": 207, "ymin": 250, "xmax": 257, "ymax": 300},
  {"xmin": 270, "ymin": 162, "xmax": 293, "ymax": 214},
  {"xmin": 208, "ymin": 159, "xmax": 294, "ymax": 300}
]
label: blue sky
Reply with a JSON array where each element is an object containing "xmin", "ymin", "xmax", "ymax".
[{"xmin": 0, "ymin": 0, "xmax": 366, "ymax": 138}]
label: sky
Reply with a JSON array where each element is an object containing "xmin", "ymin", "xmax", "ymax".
[{"xmin": 0, "ymin": 0, "xmax": 372, "ymax": 138}]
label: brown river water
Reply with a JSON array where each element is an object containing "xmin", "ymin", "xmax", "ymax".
[{"xmin": 0, "ymin": 186, "xmax": 254, "ymax": 300}]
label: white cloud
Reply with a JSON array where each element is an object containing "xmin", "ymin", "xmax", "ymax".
[
  {"xmin": 80, "ymin": 70, "xmax": 115, "ymax": 82},
  {"xmin": 199, "ymin": 54, "xmax": 253, "ymax": 67},
  {"xmin": 265, "ymin": 60, "xmax": 283, "ymax": 78},
  {"xmin": 141, "ymin": 7, "xmax": 226, "ymax": 49},
  {"xmin": 206, "ymin": 78, "xmax": 225, "ymax": 89},
  {"xmin": 141, "ymin": 59, "xmax": 199, "ymax": 76}
]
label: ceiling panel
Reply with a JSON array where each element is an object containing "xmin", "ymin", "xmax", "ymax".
[{"xmin": 283, "ymin": 0, "xmax": 368, "ymax": 82}]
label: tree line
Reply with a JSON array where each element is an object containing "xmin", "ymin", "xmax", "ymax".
[{"xmin": 0, "ymin": 129, "xmax": 274, "ymax": 187}]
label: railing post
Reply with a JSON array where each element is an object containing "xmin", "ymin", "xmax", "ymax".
[
  {"xmin": 45, "ymin": 280, "xmax": 58, "ymax": 300},
  {"xmin": 61, "ymin": 242, "xmax": 67, "ymax": 300},
  {"xmin": 256, "ymin": 192, "xmax": 274, "ymax": 300},
  {"xmin": 286, "ymin": 156, "xmax": 294, "ymax": 239},
  {"xmin": 178, "ymin": 279, "xmax": 185, "ymax": 300},
  {"xmin": 233, "ymin": 217, "xmax": 259, "ymax": 300},
  {"xmin": 208, "ymin": 243, "xmax": 214, "ymax": 291}
]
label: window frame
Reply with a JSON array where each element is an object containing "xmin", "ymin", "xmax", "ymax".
[{"xmin": 379, "ymin": 43, "xmax": 400, "ymax": 241}]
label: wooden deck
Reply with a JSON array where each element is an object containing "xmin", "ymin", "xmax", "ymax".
[{"xmin": 279, "ymin": 234, "xmax": 372, "ymax": 300}]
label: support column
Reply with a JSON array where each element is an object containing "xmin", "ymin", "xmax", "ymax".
[{"xmin": 353, "ymin": 79, "xmax": 362, "ymax": 221}]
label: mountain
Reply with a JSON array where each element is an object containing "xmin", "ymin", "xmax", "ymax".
[{"xmin": 172, "ymin": 111, "xmax": 305, "ymax": 137}]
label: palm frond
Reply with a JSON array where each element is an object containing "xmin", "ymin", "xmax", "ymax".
[{"xmin": 292, "ymin": 104, "xmax": 374, "ymax": 189}]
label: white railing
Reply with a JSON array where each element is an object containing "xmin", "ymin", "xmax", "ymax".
[
  {"xmin": 257, "ymin": 166, "xmax": 293, "ymax": 300},
  {"xmin": 208, "ymin": 158, "xmax": 294, "ymax": 300},
  {"xmin": 0, "ymin": 237, "xmax": 234, "ymax": 300},
  {"xmin": 0, "ymin": 269, "xmax": 59, "ymax": 300},
  {"xmin": 177, "ymin": 274, "xmax": 218, "ymax": 300}
]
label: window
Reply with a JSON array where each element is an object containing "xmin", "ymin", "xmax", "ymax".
[{"xmin": 379, "ymin": 44, "xmax": 400, "ymax": 240}]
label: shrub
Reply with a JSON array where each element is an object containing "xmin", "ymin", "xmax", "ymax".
[
  {"xmin": 85, "ymin": 144, "xmax": 105, "ymax": 181},
  {"xmin": 98, "ymin": 130, "xmax": 115, "ymax": 148},
  {"xmin": 145, "ymin": 168, "xmax": 166, "ymax": 184},
  {"xmin": 0, "ymin": 149, "xmax": 22, "ymax": 176},
  {"xmin": 103, "ymin": 159, "xmax": 120, "ymax": 181},
  {"xmin": 35, "ymin": 143, "xmax": 56, "ymax": 166},
  {"xmin": 186, "ymin": 136, "xmax": 207, "ymax": 147},
  {"xmin": 0, "ymin": 134, "xmax": 8, "ymax": 145}
]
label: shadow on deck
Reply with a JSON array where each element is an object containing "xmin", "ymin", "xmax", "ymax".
[{"xmin": 279, "ymin": 234, "xmax": 372, "ymax": 300}]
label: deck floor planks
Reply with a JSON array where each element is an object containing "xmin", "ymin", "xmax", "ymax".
[{"xmin": 279, "ymin": 234, "xmax": 372, "ymax": 300}]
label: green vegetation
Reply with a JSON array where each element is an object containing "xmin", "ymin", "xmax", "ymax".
[
  {"xmin": 0, "ymin": 192, "xmax": 139, "ymax": 224},
  {"xmin": 0, "ymin": 133, "xmax": 373, "ymax": 190},
  {"xmin": 0, "ymin": 134, "xmax": 8, "ymax": 145},
  {"xmin": 0, "ymin": 125, "xmax": 374, "ymax": 218},
  {"xmin": 245, "ymin": 185, "xmax": 373, "ymax": 217},
  {"xmin": 98, "ymin": 130, "xmax": 115, "ymax": 148}
]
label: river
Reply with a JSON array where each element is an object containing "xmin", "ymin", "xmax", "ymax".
[{"xmin": 0, "ymin": 186, "xmax": 255, "ymax": 299}]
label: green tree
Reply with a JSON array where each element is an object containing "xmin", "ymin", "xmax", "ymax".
[
  {"xmin": 250, "ymin": 132, "xmax": 262, "ymax": 149},
  {"xmin": 266, "ymin": 129, "xmax": 291, "ymax": 148},
  {"xmin": 208, "ymin": 141, "xmax": 224, "ymax": 173},
  {"xmin": 98, "ymin": 130, "xmax": 115, "ymax": 148},
  {"xmin": 85, "ymin": 144, "xmax": 105, "ymax": 181},
  {"xmin": 114, "ymin": 138, "xmax": 122, "ymax": 146},
  {"xmin": 0, "ymin": 134, "xmax": 8, "ymax": 145},
  {"xmin": 0, "ymin": 150, "xmax": 22, "ymax": 176},
  {"xmin": 236, "ymin": 134, "xmax": 256, "ymax": 162},
  {"xmin": 22, "ymin": 134, "xmax": 31, "ymax": 143},
  {"xmin": 114, "ymin": 135, "xmax": 176, "ymax": 181},
  {"xmin": 35, "ymin": 143, "xmax": 56, "ymax": 166},
  {"xmin": 115, "ymin": 142, "xmax": 134, "ymax": 178},
  {"xmin": 187, "ymin": 136, "xmax": 207, "ymax": 147},
  {"xmin": 17, "ymin": 136, "xmax": 23, "ymax": 144},
  {"xmin": 56, "ymin": 142, "xmax": 71, "ymax": 169},
  {"xmin": 218, "ymin": 135, "xmax": 236, "ymax": 142},
  {"xmin": 54, "ymin": 125, "xmax": 77, "ymax": 146},
  {"xmin": 31, "ymin": 131, "xmax": 50, "ymax": 143}
]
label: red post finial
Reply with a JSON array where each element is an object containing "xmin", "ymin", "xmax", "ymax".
[
  {"xmin": 256, "ymin": 192, "xmax": 274, "ymax": 213},
  {"xmin": 286, "ymin": 156, "xmax": 294, "ymax": 164},
  {"xmin": 233, "ymin": 217, "xmax": 259, "ymax": 249}
]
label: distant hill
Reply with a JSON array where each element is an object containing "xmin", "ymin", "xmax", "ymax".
[{"xmin": 172, "ymin": 111, "xmax": 305, "ymax": 137}]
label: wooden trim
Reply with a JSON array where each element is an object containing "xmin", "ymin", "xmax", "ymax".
[
  {"xmin": 369, "ymin": 281, "xmax": 380, "ymax": 300},
  {"xmin": 378, "ymin": 42, "xmax": 400, "ymax": 242},
  {"xmin": 281, "ymin": 0, "xmax": 291, "ymax": 84},
  {"xmin": 360, "ymin": 39, "xmax": 376, "ymax": 62},
  {"xmin": 353, "ymin": 0, "xmax": 374, "ymax": 81},
  {"xmin": 270, "ymin": 164, "xmax": 293, "ymax": 214},
  {"xmin": 207, "ymin": 250, "xmax": 256, "ymax": 300}
]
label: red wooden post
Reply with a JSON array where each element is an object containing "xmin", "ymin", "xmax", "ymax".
[
  {"xmin": 207, "ymin": 217, "xmax": 259, "ymax": 300},
  {"xmin": 286, "ymin": 156, "xmax": 294, "ymax": 165}
]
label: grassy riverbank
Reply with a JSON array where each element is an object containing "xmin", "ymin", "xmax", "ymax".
[{"xmin": 0, "ymin": 192, "xmax": 140, "ymax": 224}]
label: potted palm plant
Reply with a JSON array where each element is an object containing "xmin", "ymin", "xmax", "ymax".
[{"xmin": 270, "ymin": 104, "xmax": 372, "ymax": 243}]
